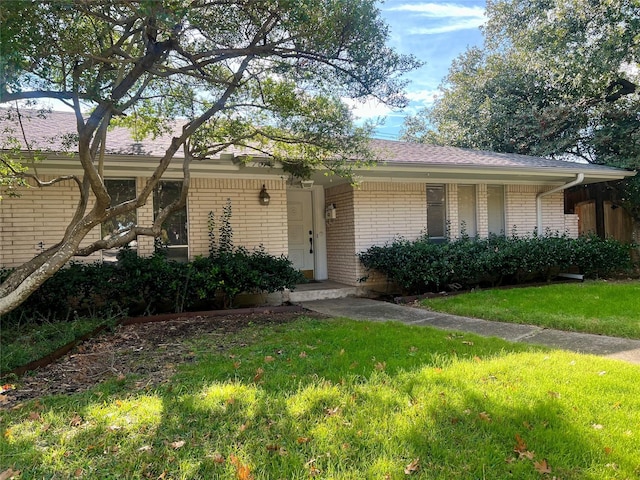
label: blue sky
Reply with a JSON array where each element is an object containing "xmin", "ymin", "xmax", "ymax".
[{"xmin": 348, "ymin": 0, "xmax": 487, "ymax": 139}]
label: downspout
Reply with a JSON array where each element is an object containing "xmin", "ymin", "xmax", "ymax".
[{"xmin": 536, "ymin": 173, "xmax": 585, "ymax": 234}]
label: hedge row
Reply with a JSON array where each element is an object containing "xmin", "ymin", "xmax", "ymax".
[
  {"xmin": 358, "ymin": 233, "xmax": 635, "ymax": 295},
  {"xmin": 1, "ymin": 247, "xmax": 305, "ymax": 325}
]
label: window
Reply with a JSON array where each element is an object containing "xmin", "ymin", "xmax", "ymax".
[
  {"xmin": 458, "ymin": 185, "xmax": 477, "ymax": 237},
  {"xmin": 487, "ymin": 185, "xmax": 506, "ymax": 235},
  {"xmin": 102, "ymin": 179, "xmax": 137, "ymax": 262},
  {"xmin": 426, "ymin": 185, "xmax": 446, "ymax": 239},
  {"xmin": 154, "ymin": 181, "xmax": 188, "ymax": 261}
]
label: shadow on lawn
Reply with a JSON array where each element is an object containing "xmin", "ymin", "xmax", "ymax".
[{"xmin": 3, "ymin": 320, "xmax": 638, "ymax": 479}]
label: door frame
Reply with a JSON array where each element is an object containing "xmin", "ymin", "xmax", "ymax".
[{"xmin": 286, "ymin": 185, "xmax": 328, "ymax": 281}]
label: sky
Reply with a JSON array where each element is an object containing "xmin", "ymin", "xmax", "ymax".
[{"xmin": 350, "ymin": 0, "xmax": 487, "ymax": 140}]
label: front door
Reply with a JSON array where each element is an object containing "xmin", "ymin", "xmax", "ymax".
[{"xmin": 287, "ymin": 189, "xmax": 315, "ymax": 279}]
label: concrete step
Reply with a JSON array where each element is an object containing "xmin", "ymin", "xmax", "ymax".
[{"xmin": 288, "ymin": 286, "xmax": 357, "ymax": 302}]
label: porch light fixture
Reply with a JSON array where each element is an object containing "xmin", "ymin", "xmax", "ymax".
[
  {"xmin": 300, "ymin": 180, "xmax": 314, "ymax": 189},
  {"xmin": 259, "ymin": 184, "xmax": 270, "ymax": 206}
]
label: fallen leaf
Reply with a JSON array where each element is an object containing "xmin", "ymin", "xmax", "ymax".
[
  {"xmin": 0, "ymin": 469, "xmax": 20, "ymax": 480},
  {"xmin": 404, "ymin": 457, "xmax": 420, "ymax": 475},
  {"xmin": 349, "ymin": 362, "xmax": 358, "ymax": 369},
  {"xmin": 519, "ymin": 451, "xmax": 535, "ymax": 460},
  {"xmin": 253, "ymin": 368, "xmax": 264, "ymax": 382},
  {"xmin": 230, "ymin": 454, "xmax": 254, "ymax": 480},
  {"xmin": 170, "ymin": 440, "xmax": 185, "ymax": 449},
  {"xmin": 138, "ymin": 445, "xmax": 152, "ymax": 452},
  {"xmin": 226, "ymin": 397, "xmax": 236, "ymax": 405},
  {"xmin": 209, "ymin": 452, "xmax": 225, "ymax": 464},
  {"xmin": 339, "ymin": 348, "xmax": 345, "ymax": 355},
  {"xmin": 534, "ymin": 458, "xmax": 551, "ymax": 474},
  {"xmin": 462, "ymin": 341, "xmax": 474, "ymax": 346},
  {"xmin": 1, "ymin": 384, "xmax": 15, "ymax": 393},
  {"xmin": 523, "ymin": 421, "xmax": 533, "ymax": 430},
  {"xmin": 239, "ymin": 423, "xmax": 248, "ymax": 432},
  {"xmin": 74, "ymin": 468, "xmax": 83, "ymax": 477},
  {"xmin": 604, "ymin": 446, "xmax": 613, "ymax": 455},
  {"xmin": 299, "ymin": 351, "xmax": 308, "ymax": 358},
  {"xmin": 375, "ymin": 361, "xmax": 386, "ymax": 371},
  {"xmin": 478, "ymin": 412, "xmax": 492, "ymax": 423},
  {"xmin": 108, "ymin": 425, "xmax": 121, "ymax": 431},
  {"xmin": 266, "ymin": 444, "xmax": 280, "ymax": 452},
  {"xmin": 70, "ymin": 414, "xmax": 83, "ymax": 427},
  {"xmin": 409, "ymin": 346, "xmax": 418, "ymax": 353},
  {"xmin": 514, "ymin": 434, "xmax": 527, "ymax": 454},
  {"xmin": 0, "ymin": 395, "xmax": 8, "ymax": 405},
  {"xmin": 325, "ymin": 406, "xmax": 340, "ymax": 416},
  {"xmin": 297, "ymin": 436, "xmax": 311, "ymax": 444},
  {"xmin": 264, "ymin": 355, "xmax": 275, "ymax": 363},
  {"xmin": 547, "ymin": 391, "xmax": 560, "ymax": 399},
  {"xmin": 28, "ymin": 411, "xmax": 41, "ymax": 421},
  {"xmin": 592, "ymin": 424, "xmax": 604, "ymax": 430},
  {"xmin": 233, "ymin": 361, "xmax": 241, "ymax": 369}
]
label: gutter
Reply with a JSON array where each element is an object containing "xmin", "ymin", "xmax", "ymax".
[{"xmin": 536, "ymin": 173, "xmax": 584, "ymax": 234}]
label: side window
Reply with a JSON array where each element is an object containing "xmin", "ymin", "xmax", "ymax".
[
  {"xmin": 458, "ymin": 185, "xmax": 477, "ymax": 237},
  {"xmin": 487, "ymin": 185, "xmax": 506, "ymax": 235},
  {"xmin": 102, "ymin": 179, "xmax": 137, "ymax": 262},
  {"xmin": 154, "ymin": 181, "xmax": 188, "ymax": 261},
  {"xmin": 426, "ymin": 185, "xmax": 446, "ymax": 239}
]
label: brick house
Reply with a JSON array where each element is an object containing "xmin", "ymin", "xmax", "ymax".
[{"xmin": 0, "ymin": 111, "xmax": 634, "ymax": 296}]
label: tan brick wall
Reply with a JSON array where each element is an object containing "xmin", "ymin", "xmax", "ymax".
[
  {"xmin": 0, "ymin": 176, "xmax": 287, "ymax": 268},
  {"xmin": 325, "ymin": 184, "xmax": 357, "ymax": 285},
  {"xmin": 476, "ymin": 184, "xmax": 488, "ymax": 237},
  {"xmin": 505, "ymin": 185, "xmax": 572, "ymax": 236},
  {"xmin": 189, "ymin": 178, "xmax": 287, "ymax": 257},
  {"xmin": 0, "ymin": 177, "xmax": 101, "ymax": 267}
]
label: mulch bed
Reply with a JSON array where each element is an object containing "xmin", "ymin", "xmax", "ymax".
[{"xmin": 1, "ymin": 310, "xmax": 325, "ymax": 410}]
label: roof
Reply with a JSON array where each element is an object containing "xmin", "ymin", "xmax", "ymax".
[{"xmin": 1, "ymin": 109, "xmax": 634, "ymax": 185}]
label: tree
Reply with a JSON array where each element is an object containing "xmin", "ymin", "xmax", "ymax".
[
  {"xmin": 0, "ymin": 0, "xmax": 419, "ymax": 315},
  {"xmin": 402, "ymin": 0, "xmax": 640, "ymax": 215}
]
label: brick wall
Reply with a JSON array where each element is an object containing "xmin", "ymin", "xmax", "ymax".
[
  {"xmin": 505, "ymin": 185, "xmax": 573, "ymax": 236},
  {"xmin": 0, "ymin": 176, "xmax": 101, "ymax": 267},
  {"xmin": 0, "ymin": 176, "xmax": 288, "ymax": 268},
  {"xmin": 324, "ymin": 183, "xmax": 357, "ymax": 285},
  {"xmin": 188, "ymin": 178, "xmax": 287, "ymax": 257}
]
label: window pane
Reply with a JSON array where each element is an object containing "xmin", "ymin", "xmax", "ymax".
[
  {"xmin": 458, "ymin": 185, "xmax": 477, "ymax": 237},
  {"xmin": 487, "ymin": 185, "xmax": 505, "ymax": 235},
  {"xmin": 101, "ymin": 179, "xmax": 137, "ymax": 239},
  {"xmin": 154, "ymin": 181, "xmax": 188, "ymax": 248},
  {"xmin": 427, "ymin": 185, "xmax": 446, "ymax": 238}
]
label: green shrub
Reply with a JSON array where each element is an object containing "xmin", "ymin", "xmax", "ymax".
[
  {"xmin": 358, "ymin": 233, "xmax": 635, "ymax": 295},
  {"xmin": 1, "ymin": 200, "xmax": 304, "ymax": 327}
]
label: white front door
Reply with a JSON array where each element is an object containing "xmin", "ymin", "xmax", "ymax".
[{"xmin": 287, "ymin": 189, "xmax": 315, "ymax": 278}]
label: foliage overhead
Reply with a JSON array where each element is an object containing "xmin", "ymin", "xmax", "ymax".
[
  {"xmin": 0, "ymin": 0, "xmax": 418, "ymax": 315},
  {"xmin": 402, "ymin": 0, "xmax": 639, "ymax": 214}
]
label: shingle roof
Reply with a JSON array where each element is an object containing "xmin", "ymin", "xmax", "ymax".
[{"xmin": 0, "ymin": 109, "xmax": 632, "ymax": 177}]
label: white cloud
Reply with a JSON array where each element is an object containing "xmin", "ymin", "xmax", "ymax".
[
  {"xmin": 344, "ymin": 97, "xmax": 395, "ymax": 120},
  {"xmin": 406, "ymin": 89, "xmax": 439, "ymax": 104},
  {"xmin": 388, "ymin": 2, "xmax": 486, "ymax": 34}
]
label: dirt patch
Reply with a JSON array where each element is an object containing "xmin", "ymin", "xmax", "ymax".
[{"xmin": 1, "ymin": 310, "xmax": 324, "ymax": 409}]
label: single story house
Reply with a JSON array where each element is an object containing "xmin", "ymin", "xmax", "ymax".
[{"xmin": 0, "ymin": 110, "xmax": 634, "ymax": 297}]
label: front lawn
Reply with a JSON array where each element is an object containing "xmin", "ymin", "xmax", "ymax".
[
  {"xmin": 422, "ymin": 280, "xmax": 640, "ymax": 339},
  {"xmin": 2, "ymin": 317, "xmax": 640, "ymax": 479}
]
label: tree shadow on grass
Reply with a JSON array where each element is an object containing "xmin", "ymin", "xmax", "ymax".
[{"xmin": 3, "ymin": 322, "xmax": 640, "ymax": 479}]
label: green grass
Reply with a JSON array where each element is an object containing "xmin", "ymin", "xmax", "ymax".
[
  {"xmin": 422, "ymin": 280, "xmax": 640, "ymax": 339},
  {"xmin": 0, "ymin": 317, "xmax": 111, "ymax": 374},
  {"xmin": 3, "ymin": 316, "xmax": 640, "ymax": 479}
]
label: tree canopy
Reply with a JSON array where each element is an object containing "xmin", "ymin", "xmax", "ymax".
[
  {"xmin": 0, "ymin": 0, "xmax": 418, "ymax": 314},
  {"xmin": 402, "ymin": 0, "xmax": 639, "ymax": 214}
]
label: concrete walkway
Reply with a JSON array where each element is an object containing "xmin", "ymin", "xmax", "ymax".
[{"xmin": 301, "ymin": 297, "xmax": 640, "ymax": 365}]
